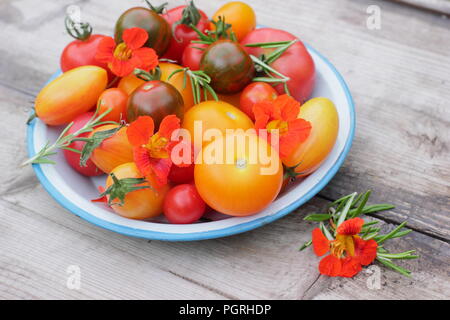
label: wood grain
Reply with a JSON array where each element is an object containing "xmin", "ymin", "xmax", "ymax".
[
  {"xmin": 0, "ymin": 0, "xmax": 449, "ymax": 299},
  {"xmin": 392, "ymin": 0, "xmax": 450, "ymax": 15}
]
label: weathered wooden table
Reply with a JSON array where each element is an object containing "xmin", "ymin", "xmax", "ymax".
[{"xmin": 0, "ymin": 0, "xmax": 449, "ymax": 300}]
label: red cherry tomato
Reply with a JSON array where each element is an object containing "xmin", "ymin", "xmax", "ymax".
[
  {"xmin": 97, "ymin": 88, "xmax": 128, "ymax": 122},
  {"xmin": 241, "ymin": 28, "xmax": 315, "ymax": 103},
  {"xmin": 182, "ymin": 42, "xmax": 208, "ymax": 71},
  {"xmin": 163, "ymin": 184, "xmax": 206, "ymax": 224},
  {"xmin": 63, "ymin": 112, "xmax": 103, "ymax": 176},
  {"xmin": 168, "ymin": 164, "xmax": 195, "ymax": 184},
  {"xmin": 162, "ymin": 4, "xmax": 210, "ymax": 63},
  {"xmin": 239, "ymin": 82, "xmax": 278, "ymax": 120},
  {"xmin": 60, "ymin": 34, "xmax": 113, "ymax": 81}
]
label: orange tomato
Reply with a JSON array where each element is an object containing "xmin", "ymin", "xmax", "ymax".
[
  {"xmin": 159, "ymin": 62, "xmax": 195, "ymax": 112},
  {"xmin": 283, "ymin": 97, "xmax": 339, "ymax": 176},
  {"xmin": 106, "ymin": 162, "xmax": 170, "ymax": 219},
  {"xmin": 117, "ymin": 73, "xmax": 145, "ymax": 96},
  {"xmin": 211, "ymin": 2, "xmax": 256, "ymax": 41},
  {"xmin": 202, "ymin": 90, "xmax": 242, "ymax": 108},
  {"xmin": 36, "ymin": 66, "xmax": 107, "ymax": 125},
  {"xmin": 97, "ymin": 88, "xmax": 128, "ymax": 122},
  {"xmin": 182, "ymin": 101, "xmax": 254, "ymax": 148},
  {"xmin": 89, "ymin": 124, "xmax": 134, "ymax": 173},
  {"xmin": 195, "ymin": 132, "xmax": 283, "ymax": 216}
]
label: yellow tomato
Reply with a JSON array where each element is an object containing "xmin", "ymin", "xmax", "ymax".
[
  {"xmin": 106, "ymin": 162, "xmax": 169, "ymax": 219},
  {"xmin": 182, "ymin": 101, "xmax": 254, "ymax": 149},
  {"xmin": 195, "ymin": 132, "xmax": 283, "ymax": 216},
  {"xmin": 159, "ymin": 62, "xmax": 195, "ymax": 112},
  {"xmin": 202, "ymin": 90, "xmax": 242, "ymax": 108},
  {"xmin": 117, "ymin": 73, "xmax": 144, "ymax": 96},
  {"xmin": 35, "ymin": 66, "xmax": 107, "ymax": 126},
  {"xmin": 211, "ymin": 2, "xmax": 256, "ymax": 41},
  {"xmin": 283, "ymin": 97, "xmax": 339, "ymax": 176},
  {"xmin": 89, "ymin": 124, "xmax": 134, "ymax": 174}
]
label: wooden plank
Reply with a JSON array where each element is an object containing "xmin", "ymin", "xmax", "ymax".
[
  {"xmin": 1, "ymin": 183, "xmax": 449, "ymax": 299},
  {"xmin": 392, "ymin": 0, "xmax": 450, "ymax": 15}
]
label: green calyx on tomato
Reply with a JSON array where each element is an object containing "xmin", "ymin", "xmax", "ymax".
[
  {"xmin": 143, "ymin": 0, "xmax": 168, "ymax": 14},
  {"xmin": 189, "ymin": 16, "xmax": 234, "ymax": 45},
  {"xmin": 99, "ymin": 173, "xmax": 151, "ymax": 206},
  {"xmin": 65, "ymin": 15, "xmax": 92, "ymax": 41},
  {"xmin": 114, "ymin": 4, "xmax": 172, "ymax": 56},
  {"xmin": 173, "ymin": 1, "xmax": 202, "ymax": 32}
]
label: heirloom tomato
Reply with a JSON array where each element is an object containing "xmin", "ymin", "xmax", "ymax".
[
  {"xmin": 182, "ymin": 42, "xmax": 208, "ymax": 71},
  {"xmin": 60, "ymin": 34, "xmax": 113, "ymax": 81},
  {"xmin": 163, "ymin": 184, "xmax": 206, "ymax": 224},
  {"xmin": 114, "ymin": 5, "xmax": 171, "ymax": 56},
  {"xmin": 96, "ymin": 88, "xmax": 128, "ymax": 122},
  {"xmin": 200, "ymin": 40, "xmax": 255, "ymax": 94},
  {"xmin": 118, "ymin": 74, "xmax": 145, "ymax": 96},
  {"xmin": 168, "ymin": 163, "xmax": 195, "ymax": 184},
  {"xmin": 89, "ymin": 124, "xmax": 134, "ymax": 174},
  {"xmin": 182, "ymin": 101, "xmax": 254, "ymax": 148},
  {"xmin": 160, "ymin": 62, "xmax": 195, "ymax": 112},
  {"xmin": 282, "ymin": 97, "xmax": 339, "ymax": 176},
  {"xmin": 35, "ymin": 66, "xmax": 108, "ymax": 126},
  {"xmin": 240, "ymin": 82, "xmax": 278, "ymax": 120},
  {"xmin": 241, "ymin": 28, "xmax": 315, "ymax": 103},
  {"xmin": 162, "ymin": 2, "xmax": 210, "ymax": 62},
  {"xmin": 106, "ymin": 162, "xmax": 169, "ymax": 219},
  {"xmin": 211, "ymin": 2, "xmax": 256, "ymax": 41},
  {"xmin": 63, "ymin": 112, "xmax": 103, "ymax": 177},
  {"xmin": 126, "ymin": 80, "xmax": 184, "ymax": 128},
  {"xmin": 195, "ymin": 132, "xmax": 283, "ymax": 216}
]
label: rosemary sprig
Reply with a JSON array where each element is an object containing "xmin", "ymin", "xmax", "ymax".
[
  {"xmin": 299, "ymin": 191, "xmax": 419, "ymax": 277},
  {"xmin": 78, "ymin": 125, "xmax": 124, "ymax": 167},
  {"xmin": 21, "ymin": 108, "xmax": 118, "ymax": 167},
  {"xmin": 134, "ymin": 67, "xmax": 161, "ymax": 82},
  {"xmin": 168, "ymin": 67, "xmax": 218, "ymax": 105}
]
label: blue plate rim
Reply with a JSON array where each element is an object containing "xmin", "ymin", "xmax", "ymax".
[{"xmin": 26, "ymin": 42, "xmax": 355, "ymax": 241}]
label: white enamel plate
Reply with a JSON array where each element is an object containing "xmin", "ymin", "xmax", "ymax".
[{"xmin": 27, "ymin": 43, "xmax": 355, "ymax": 241}]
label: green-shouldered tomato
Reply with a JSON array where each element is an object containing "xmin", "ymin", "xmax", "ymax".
[
  {"xmin": 200, "ymin": 40, "xmax": 255, "ymax": 94},
  {"xmin": 114, "ymin": 5, "xmax": 171, "ymax": 56},
  {"xmin": 126, "ymin": 80, "xmax": 184, "ymax": 128}
]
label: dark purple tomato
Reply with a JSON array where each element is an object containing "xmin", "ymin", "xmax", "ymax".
[
  {"xmin": 126, "ymin": 80, "xmax": 184, "ymax": 128},
  {"xmin": 114, "ymin": 7, "xmax": 172, "ymax": 56},
  {"xmin": 200, "ymin": 40, "xmax": 255, "ymax": 94}
]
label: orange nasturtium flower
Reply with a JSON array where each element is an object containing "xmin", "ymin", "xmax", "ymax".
[
  {"xmin": 95, "ymin": 27, "xmax": 158, "ymax": 77},
  {"xmin": 253, "ymin": 94, "xmax": 312, "ymax": 158},
  {"xmin": 312, "ymin": 217, "xmax": 378, "ymax": 278},
  {"xmin": 126, "ymin": 115, "xmax": 182, "ymax": 185}
]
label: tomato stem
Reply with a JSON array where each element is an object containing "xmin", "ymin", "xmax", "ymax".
[
  {"xmin": 144, "ymin": 0, "xmax": 168, "ymax": 14},
  {"xmin": 64, "ymin": 15, "xmax": 92, "ymax": 41}
]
